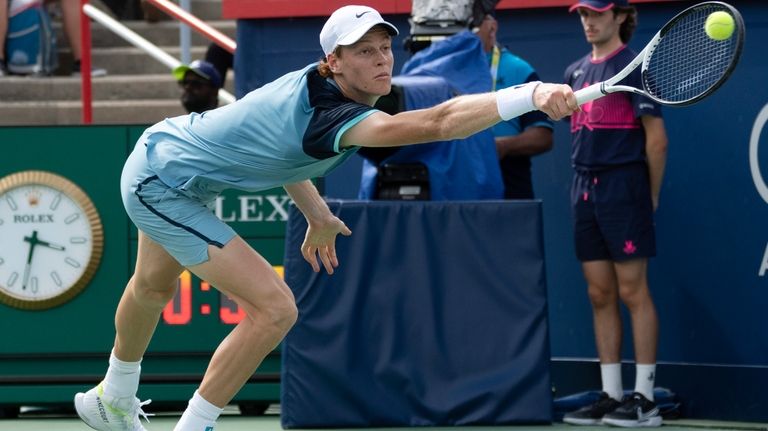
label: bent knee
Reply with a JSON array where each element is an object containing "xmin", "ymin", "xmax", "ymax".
[
  {"xmin": 268, "ymin": 292, "xmax": 298, "ymax": 332},
  {"xmin": 130, "ymin": 276, "xmax": 178, "ymax": 308},
  {"xmin": 248, "ymin": 285, "xmax": 298, "ymax": 333}
]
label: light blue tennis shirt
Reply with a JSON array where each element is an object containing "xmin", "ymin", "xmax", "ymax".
[{"xmin": 143, "ymin": 63, "xmax": 377, "ymax": 200}]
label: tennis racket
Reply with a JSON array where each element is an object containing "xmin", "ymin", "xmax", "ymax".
[{"xmin": 574, "ymin": 1, "xmax": 744, "ymax": 107}]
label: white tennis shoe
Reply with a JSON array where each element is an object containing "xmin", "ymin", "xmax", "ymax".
[{"xmin": 74, "ymin": 383, "xmax": 152, "ymax": 431}]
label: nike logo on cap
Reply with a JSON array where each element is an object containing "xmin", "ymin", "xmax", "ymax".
[{"xmin": 356, "ymin": 11, "xmax": 370, "ymax": 18}]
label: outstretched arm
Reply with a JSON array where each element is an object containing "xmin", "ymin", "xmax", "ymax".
[
  {"xmin": 341, "ymin": 83, "xmax": 577, "ymax": 149},
  {"xmin": 283, "ymin": 180, "xmax": 351, "ymax": 274}
]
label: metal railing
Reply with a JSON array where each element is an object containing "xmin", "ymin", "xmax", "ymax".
[
  {"xmin": 78, "ymin": 0, "xmax": 237, "ymax": 124},
  {"xmin": 145, "ymin": 0, "xmax": 236, "ymax": 53}
]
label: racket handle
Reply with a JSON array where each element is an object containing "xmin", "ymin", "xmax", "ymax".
[{"xmin": 574, "ymin": 83, "xmax": 606, "ymax": 106}]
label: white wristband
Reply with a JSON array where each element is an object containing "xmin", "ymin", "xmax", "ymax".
[{"xmin": 495, "ymin": 81, "xmax": 541, "ymax": 121}]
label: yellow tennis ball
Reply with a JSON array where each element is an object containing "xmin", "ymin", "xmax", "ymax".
[{"xmin": 705, "ymin": 11, "xmax": 735, "ymax": 41}]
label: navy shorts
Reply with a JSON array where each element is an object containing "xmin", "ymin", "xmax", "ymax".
[{"xmin": 571, "ymin": 164, "xmax": 656, "ymax": 262}]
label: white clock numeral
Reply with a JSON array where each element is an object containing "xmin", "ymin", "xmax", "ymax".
[
  {"xmin": 30, "ymin": 277, "xmax": 38, "ymax": 294},
  {"xmin": 70, "ymin": 237, "xmax": 87, "ymax": 244},
  {"xmin": 7, "ymin": 272, "xmax": 18, "ymax": 287},
  {"xmin": 65, "ymin": 257, "xmax": 81, "ymax": 268},
  {"xmin": 6, "ymin": 195, "xmax": 18, "ymax": 211},
  {"xmin": 64, "ymin": 213, "xmax": 80, "ymax": 224},
  {"xmin": 50, "ymin": 193, "xmax": 62, "ymax": 211},
  {"xmin": 50, "ymin": 271, "xmax": 63, "ymax": 287}
]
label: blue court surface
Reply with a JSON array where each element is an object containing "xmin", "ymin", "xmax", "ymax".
[{"xmin": 1, "ymin": 406, "xmax": 766, "ymax": 431}]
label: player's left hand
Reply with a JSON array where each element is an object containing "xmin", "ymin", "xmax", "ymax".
[{"xmin": 301, "ymin": 215, "xmax": 352, "ymax": 274}]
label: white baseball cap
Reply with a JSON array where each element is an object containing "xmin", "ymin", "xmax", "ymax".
[{"xmin": 319, "ymin": 5, "xmax": 399, "ymax": 56}]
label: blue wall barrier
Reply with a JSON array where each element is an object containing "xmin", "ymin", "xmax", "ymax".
[
  {"xmin": 236, "ymin": 0, "xmax": 768, "ymax": 421},
  {"xmin": 282, "ymin": 201, "xmax": 552, "ymax": 427}
]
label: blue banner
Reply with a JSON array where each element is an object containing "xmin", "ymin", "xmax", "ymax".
[{"xmin": 281, "ymin": 200, "xmax": 552, "ymax": 427}]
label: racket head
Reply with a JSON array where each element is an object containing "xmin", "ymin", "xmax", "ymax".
[{"xmin": 641, "ymin": 1, "xmax": 744, "ymax": 106}]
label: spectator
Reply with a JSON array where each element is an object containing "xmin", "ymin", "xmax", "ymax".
[
  {"xmin": 173, "ymin": 59, "xmax": 222, "ymax": 114},
  {"xmin": 475, "ymin": 13, "xmax": 553, "ymax": 199},
  {"xmin": 561, "ymin": 0, "xmax": 668, "ymax": 427},
  {"xmin": 204, "ymin": 42, "xmax": 232, "ymax": 88},
  {"xmin": 0, "ymin": 0, "xmax": 7, "ymax": 76},
  {"xmin": 52, "ymin": 0, "xmax": 107, "ymax": 76}
]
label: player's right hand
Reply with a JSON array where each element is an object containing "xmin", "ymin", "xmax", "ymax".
[{"xmin": 533, "ymin": 83, "xmax": 580, "ymax": 121}]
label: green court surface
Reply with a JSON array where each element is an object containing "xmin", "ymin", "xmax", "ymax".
[{"xmin": 1, "ymin": 407, "xmax": 766, "ymax": 431}]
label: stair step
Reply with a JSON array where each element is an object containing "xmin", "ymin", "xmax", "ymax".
[
  {"xmin": 4, "ymin": 0, "xmax": 233, "ymax": 125},
  {"xmin": 0, "ymin": 99, "xmax": 188, "ymax": 126},
  {"xmin": 190, "ymin": 0, "xmax": 226, "ymax": 21},
  {"xmin": 54, "ymin": 45, "xmax": 210, "ymax": 75},
  {"xmin": 54, "ymin": 20, "xmax": 236, "ymax": 49},
  {"xmin": 1, "ymin": 73, "xmax": 235, "ymax": 101}
]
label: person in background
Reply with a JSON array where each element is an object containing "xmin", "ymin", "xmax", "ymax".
[
  {"xmin": 173, "ymin": 59, "xmax": 222, "ymax": 114},
  {"xmin": 561, "ymin": 0, "xmax": 668, "ymax": 427},
  {"xmin": 51, "ymin": 0, "xmax": 107, "ymax": 76},
  {"xmin": 475, "ymin": 13, "xmax": 553, "ymax": 199},
  {"xmin": 204, "ymin": 42, "xmax": 232, "ymax": 88},
  {"xmin": 0, "ymin": 0, "xmax": 7, "ymax": 76}
]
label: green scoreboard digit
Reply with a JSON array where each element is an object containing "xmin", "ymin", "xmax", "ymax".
[{"xmin": 0, "ymin": 126, "xmax": 288, "ymax": 416}]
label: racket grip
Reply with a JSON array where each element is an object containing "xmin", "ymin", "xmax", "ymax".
[{"xmin": 574, "ymin": 83, "xmax": 605, "ymax": 106}]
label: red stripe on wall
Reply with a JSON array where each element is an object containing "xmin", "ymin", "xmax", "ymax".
[{"xmin": 223, "ymin": 0, "xmax": 682, "ymax": 20}]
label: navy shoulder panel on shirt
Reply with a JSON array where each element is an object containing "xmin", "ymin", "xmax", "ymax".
[{"xmin": 303, "ymin": 69, "xmax": 374, "ymax": 159}]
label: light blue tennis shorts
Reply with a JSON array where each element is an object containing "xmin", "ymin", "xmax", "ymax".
[{"xmin": 120, "ymin": 138, "xmax": 236, "ymax": 266}]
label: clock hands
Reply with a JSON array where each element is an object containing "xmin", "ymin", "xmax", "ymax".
[
  {"xmin": 37, "ymin": 238, "xmax": 66, "ymax": 251},
  {"xmin": 22, "ymin": 230, "xmax": 67, "ymax": 290},
  {"xmin": 22, "ymin": 230, "xmax": 39, "ymax": 290}
]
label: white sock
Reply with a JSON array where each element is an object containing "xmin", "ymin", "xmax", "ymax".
[
  {"xmin": 635, "ymin": 363, "xmax": 656, "ymax": 401},
  {"xmin": 173, "ymin": 390, "xmax": 223, "ymax": 431},
  {"xmin": 102, "ymin": 349, "xmax": 141, "ymax": 399},
  {"xmin": 601, "ymin": 363, "xmax": 623, "ymax": 401}
]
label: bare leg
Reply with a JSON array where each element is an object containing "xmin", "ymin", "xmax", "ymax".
[
  {"xmin": 114, "ymin": 232, "xmax": 185, "ymax": 361},
  {"xmin": 187, "ymin": 236, "xmax": 298, "ymax": 407},
  {"xmin": 583, "ymin": 260, "xmax": 622, "ymax": 363},
  {"xmin": 0, "ymin": 0, "xmax": 8, "ymax": 60},
  {"xmin": 615, "ymin": 258, "xmax": 658, "ymax": 365},
  {"xmin": 59, "ymin": 0, "xmax": 82, "ymax": 60},
  {"xmin": 74, "ymin": 232, "xmax": 185, "ymax": 429}
]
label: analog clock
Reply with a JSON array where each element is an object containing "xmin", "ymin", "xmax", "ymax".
[{"xmin": 0, "ymin": 171, "xmax": 104, "ymax": 310}]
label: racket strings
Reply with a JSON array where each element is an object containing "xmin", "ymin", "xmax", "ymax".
[{"xmin": 644, "ymin": 4, "xmax": 740, "ymax": 104}]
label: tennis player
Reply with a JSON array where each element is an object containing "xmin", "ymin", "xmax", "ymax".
[{"xmin": 73, "ymin": 5, "xmax": 579, "ymax": 431}]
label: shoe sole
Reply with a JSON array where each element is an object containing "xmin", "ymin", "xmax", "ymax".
[
  {"xmin": 74, "ymin": 392, "xmax": 103, "ymax": 431},
  {"xmin": 563, "ymin": 417, "xmax": 604, "ymax": 425},
  {"xmin": 602, "ymin": 417, "xmax": 663, "ymax": 427}
]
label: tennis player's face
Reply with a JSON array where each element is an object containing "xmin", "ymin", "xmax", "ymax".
[
  {"xmin": 332, "ymin": 28, "xmax": 394, "ymax": 104},
  {"xmin": 578, "ymin": 8, "xmax": 624, "ymax": 46}
]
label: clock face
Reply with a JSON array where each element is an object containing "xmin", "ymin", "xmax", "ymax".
[{"xmin": 0, "ymin": 171, "xmax": 103, "ymax": 310}]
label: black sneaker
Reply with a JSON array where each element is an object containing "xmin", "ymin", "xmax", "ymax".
[
  {"xmin": 563, "ymin": 392, "xmax": 622, "ymax": 425},
  {"xmin": 602, "ymin": 392, "xmax": 662, "ymax": 427}
]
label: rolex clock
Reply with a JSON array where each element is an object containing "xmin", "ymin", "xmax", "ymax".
[{"xmin": 0, "ymin": 170, "xmax": 104, "ymax": 310}]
